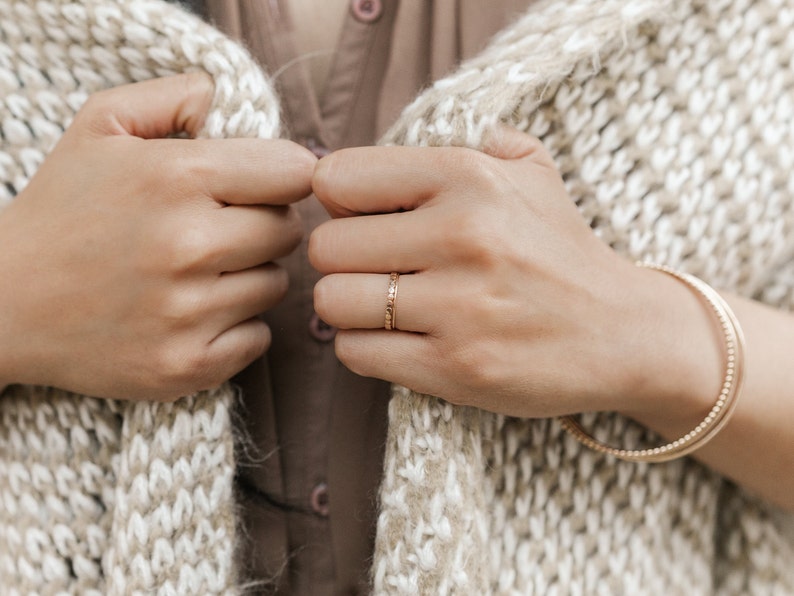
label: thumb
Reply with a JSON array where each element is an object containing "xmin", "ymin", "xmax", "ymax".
[
  {"xmin": 481, "ymin": 126, "xmax": 555, "ymax": 167},
  {"xmin": 76, "ymin": 72, "xmax": 215, "ymax": 140}
]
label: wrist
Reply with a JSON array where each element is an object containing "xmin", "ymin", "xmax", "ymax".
[{"xmin": 609, "ymin": 262, "xmax": 724, "ymax": 432}]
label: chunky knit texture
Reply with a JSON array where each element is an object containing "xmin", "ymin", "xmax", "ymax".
[
  {"xmin": 374, "ymin": 0, "xmax": 794, "ymax": 593},
  {"xmin": 0, "ymin": 1, "xmax": 278, "ymax": 594},
  {"xmin": 2, "ymin": 0, "xmax": 794, "ymax": 594}
]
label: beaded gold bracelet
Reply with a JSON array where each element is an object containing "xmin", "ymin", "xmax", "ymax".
[{"xmin": 559, "ymin": 262, "xmax": 746, "ymax": 463}]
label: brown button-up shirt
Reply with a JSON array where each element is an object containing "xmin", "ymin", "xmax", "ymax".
[{"xmin": 200, "ymin": 1, "xmax": 535, "ymax": 594}]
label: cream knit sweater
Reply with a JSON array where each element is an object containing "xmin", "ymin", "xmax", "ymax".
[{"xmin": 1, "ymin": 0, "xmax": 793, "ymax": 594}]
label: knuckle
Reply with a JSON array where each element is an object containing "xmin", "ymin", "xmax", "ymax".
[
  {"xmin": 454, "ymin": 148, "xmax": 514, "ymax": 201},
  {"xmin": 449, "ymin": 340, "xmax": 501, "ymax": 396},
  {"xmin": 156, "ymin": 342, "xmax": 213, "ymax": 389},
  {"xmin": 445, "ymin": 148, "xmax": 495, "ymax": 182},
  {"xmin": 523, "ymin": 133, "xmax": 546, "ymax": 154},
  {"xmin": 459, "ymin": 146, "xmax": 492, "ymax": 170},
  {"xmin": 184, "ymin": 354, "xmax": 216, "ymax": 388},
  {"xmin": 193, "ymin": 322, "xmax": 273, "ymax": 392},
  {"xmin": 523, "ymin": 134, "xmax": 555, "ymax": 166},
  {"xmin": 438, "ymin": 209, "xmax": 477, "ymax": 252},
  {"xmin": 160, "ymin": 287, "xmax": 207, "ymax": 328},
  {"xmin": 439, "ymin": 208, "xmax": 505, "ymax": 265},
  {"xmin": 474, "ymin": 157, "xmax": 509, "ymax": 195},
  {"xmin": 168, "ymin": 223, "xmax": 222, "ymax": 273},
  {"xmin": 144, "ymin": 148, "xmax": 205, "ymax": 196},
  {"xmin": 440, "ymin": 198, "xmax": 527, "ymax": 270}
]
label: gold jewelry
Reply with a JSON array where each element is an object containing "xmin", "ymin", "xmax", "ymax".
[
  {"xmin": 385, "ymin": 272, "xmax": 400, "ymax": 331},
  {"xmin": 559, "ymin": 262, "xmax": 746, "ymax": 463}
]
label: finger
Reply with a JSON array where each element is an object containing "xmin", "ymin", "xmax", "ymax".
[
  {"xmin": 212, "ymin": 264, "xmax": 289, "ymax": 331},
  {"xmin": 308, "ymin": 209, "xmax": 437, "ymax": 274},
  {"xmin": 481, "ymin": 126, "xmax": 556, "ymax": 167},
  {"xmin": 313, "ymin": 146, "xmax": 465, "ymax": 217},
  {"xmin": 314, "ymin": 273, "xmax": 438, "ymax": 333},
  {"xmin": 334, "ymin": 329, "xmax": 442, "ymax": 397},
  {"xmin": 214, "ymin": 204, "xmax": 303, "ymax": 271},
  {"xmin": 311, "ymin": 130, "xmax": 553, "ymax": 217},
  {"xmin": 204, "ymin": 317, "xmax": 272, "ymax": 387},
  {"xmin": 194, "ymin": 138, "xmax": 316, "ymax": 206},
  {"xmin": 77, "ymin": 72, "xmax": 216, "ymax": 139}
]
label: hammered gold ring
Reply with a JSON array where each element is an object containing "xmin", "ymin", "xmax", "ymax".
[{"xmin": 385, "ymin": 272, "xmax": 400, "ymax": 330}]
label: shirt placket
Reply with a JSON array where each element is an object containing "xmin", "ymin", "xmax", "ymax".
[{"xmin": 230, "ymin": 2, "xmax": 396, "ymax": 594}]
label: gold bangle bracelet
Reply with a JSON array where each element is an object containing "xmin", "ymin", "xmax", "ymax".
[{"xmin": 559, "ymin": 262, "xmax": 746, "ymax": 463}]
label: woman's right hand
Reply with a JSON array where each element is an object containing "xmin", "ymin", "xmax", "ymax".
[{"xmin": 0, "ymin": 73, "xmax": 315, "ymax": 400}]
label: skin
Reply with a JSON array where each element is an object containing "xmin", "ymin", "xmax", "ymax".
[
  {"xmin": 0, "ymin": 73, "xmax": 315, "ymax": 400},
  {"xmin": 0, "ymin": 74, "xmax": 790, "ymax": 512},
  {"xmin": 309, "ymin": 129, "xmax": 794, "ymax": 511}
]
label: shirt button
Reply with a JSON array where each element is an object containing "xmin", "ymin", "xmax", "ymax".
[
  {"xmin": 309, "ymin": 313, "xmax": 337, "ymax": 342},
  {"xmin": 350, "ymin": 0, "xmax": 382, "ymax": 23},
  {"xmin": 310, "ymin": 482, "xmax": 330, "ymax": 517}
]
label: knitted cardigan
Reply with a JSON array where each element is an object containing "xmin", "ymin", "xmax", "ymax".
[{"xmin": 1, "ymin": 0, "xmax": 793, "ymax": 594}]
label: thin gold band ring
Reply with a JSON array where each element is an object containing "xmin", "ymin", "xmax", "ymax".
[{"xmin": 385, "ymin": 272, "xmax": 400, "ymax": 330}]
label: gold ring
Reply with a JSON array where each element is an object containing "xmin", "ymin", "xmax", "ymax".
[{"xmin": 385, "ymin": 272, "xmax": 400, "ymax": 330}]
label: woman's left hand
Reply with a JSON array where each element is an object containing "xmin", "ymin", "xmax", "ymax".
[
  {"xmin": 309, "ymin": 130, "xmax": 794, "ymax": 511},
  {"xmin": 309, "ymin": 129, "xmax": 719, "ymax": 418}
]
